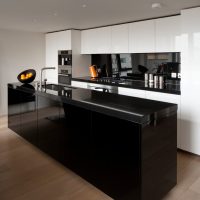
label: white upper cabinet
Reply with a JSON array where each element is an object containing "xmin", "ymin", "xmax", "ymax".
[
  {"xmin": 129, "ymin": 20, "xmax": 155, "ymax": 53},
  {"xmin": 180, "ymin": 7, "xmax": 200, "ymax": 155},
  {"xmin": 45, "ymin": 30, "xmax": 71, "ymax": 83},
  {"xmin": 155, "ymin": 16, "xmax": 181, "ymax": 52},
  {"xmin": 81, "ymin": 29, "xmax": 95, "ymax": 54},
  {"xmin": 46, "ymin": 30, "xmax": 72, "ymax": 67},
  {"xmin": 81, "ymin": 16, "xmax": 182, "ymax": 54},
  {"xmin": 111, "ymin": 24, "xmax": 129, "ymax": 53},
  {"xmin": 81, "ymin": 27, "xmax": 111, "ymax": 54}
]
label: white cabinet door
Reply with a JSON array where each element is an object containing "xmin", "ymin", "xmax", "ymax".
[
  {"xmin": 71, "ymin": 81, "xmax": 88, "ymax": 89},
  {"xmin": 54, "ymin": 30, "xmax": 71, "ymax": 50},
  {"xmin": 118, "ymin": 87, "xmax": 146, "ymax": 98},
  {"xmin": 81, "ymin": 29, "xmax": 96, "ymax": 54},
  {"xmin": 155, "ymin": 16, "xmax": 181, "ymax": 52},
  {"xmin": 146, "ymin": 91, "xmax": 181, "ymax": 148},
  {"xmin": 81, "ymin": 27, "xmax": 111, "ymax": 54},
  {"xmin": 180, "ymin": 7, "xmax": 200, "ymax": 155},
  {"xmin": 129, "ymin": 20, "xmax": 155, "ymax": 53},
  {"xmin": 45, "ymin": 30, "xmax": 71, "ymax": 83},
  {"xmin": 111, "ymin": 24, "xmax": 129, "ymax": 53}
]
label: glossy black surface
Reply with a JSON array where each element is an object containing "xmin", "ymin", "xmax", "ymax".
[
  {"xmin": 8, "ymin": 87, "xmax": 21, "ymax": 134},
  {"xmin": 142, "ymin": 114, "xmax": 177, "ymax": 200},
  {"xmin": 8, "ymin": 82, "xmax": 177, "ymax": 200},
  {"xmin": 8, "ymin": 82, "xmax": 177, "ymax": 125},
  {"xmin": 8, "ymin": 85, "xmax": 37, "ymax": 145},
  {"xmin": 62, "ymin": 105, "xmax": 141, "ymax": 200},
  {"xmin": 72, "ymin": 76, "xmax": 181, "ymax": 95},
  {"xmin": 37, "ymin": 95, "xmax": 66, "ymax": 163},
  {"xmin": 91, "ymin": 53, "xmax": 181, "ymax": 80}
]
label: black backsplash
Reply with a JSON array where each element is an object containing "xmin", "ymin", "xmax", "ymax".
[
  {"xmin": 92, "ymin": 53, "xmax": 181, "ymax": 79},
  {"xmin": 91, "ymin": 54, "xmax": 112, "ymax": 77}
]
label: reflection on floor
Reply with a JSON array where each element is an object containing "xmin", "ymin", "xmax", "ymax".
[{"xmin": 0, "ymin": 120, "xmax": 200, "ymax": 200}]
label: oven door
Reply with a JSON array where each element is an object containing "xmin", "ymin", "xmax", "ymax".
[{"xmin": 58, "ymin": 74, "xmax": 71, "ymax": 85}]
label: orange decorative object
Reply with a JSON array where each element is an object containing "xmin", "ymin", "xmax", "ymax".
[
  {"xmin": 28, "ymin": 72, "xmax": 33, "ymax": 78},
  {"xmin": 89, "ymin": 65, "xmax": 98, "ymax": 78},
  {"xmin": 17, "ymin": 69, "xmax": 36, "ymax": 84},
  {"xmin": 21, "ymin": 74, "xmax": 25, "ymax": 80},
  {"xmin": 20, "ymin": 73, "xmax": 33, "ymax": 80}
]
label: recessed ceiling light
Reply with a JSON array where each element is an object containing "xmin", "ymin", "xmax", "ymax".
[
  {"xmin": 82, "ymin": 4, "xmax": 87, "ymax": 8},
  {"xmin": 151, "ymin": 3, "xmax": 162, "ymax": 9}
]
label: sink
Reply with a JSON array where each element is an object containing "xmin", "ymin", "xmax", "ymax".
[
  {"xmin": 43, "ymin": 84, "xmax": 77, "ymax": 91},
  {"xmin": 44, "ymin": 84, "xmax": 64, "ymax": 91}
]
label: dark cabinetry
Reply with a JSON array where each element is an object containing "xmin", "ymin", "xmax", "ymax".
[
  {"xmin": 37, "ymin": 95, "xmax": 65, "ymax": 162},
  {"xmin": 89, "ymin": 112, "xmax": 140, "ymax": 200},
  {"xmin": 8, "ymin": 85, "xmax": 37, "ymax": 145},
  {"xmin": 62, "ymin": 104, "xmax": 91, "ymax": 172},
  {"xmin": 8, "ymin": 84, "xmax": 177, "ymax": 200},
  {"xmin": 8, "ymin": 87, "xmax": 21, "ymax": 134},
  {"xmin": 20, "ymin": 89, "xmax": 37, "ymax": 145},
  {"xmin": 62, "ymin": 105, "xmax": 141, "ymax": 200}
]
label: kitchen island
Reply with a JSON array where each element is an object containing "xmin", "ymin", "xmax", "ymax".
[{"xmin": 8, "ymin": 82, "xmax": 177, "ymax": 200}]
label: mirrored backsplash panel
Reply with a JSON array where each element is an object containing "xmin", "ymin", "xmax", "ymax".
[{"xmin": 92, "ymin": 52, "xmax": 181, "ymax": 80}]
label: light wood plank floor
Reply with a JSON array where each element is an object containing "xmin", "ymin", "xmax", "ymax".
[{"xmin": 1, "ymin": 120, "xmax": 200, "ymax": 200}]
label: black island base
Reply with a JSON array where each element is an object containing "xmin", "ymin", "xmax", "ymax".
[{"xmin": 8, "ymin": 83, "xmax": 177, "ymax": 200}]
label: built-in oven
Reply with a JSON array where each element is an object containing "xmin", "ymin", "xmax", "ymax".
[
  {"xmin": 58, "ymin": 74, "xmax": 71, "ymax": 85},
  {"xmin": 58, "ymin": 50, "xmax": 72, "ymax": 85},
  {"xmin": 58, "ymin": 50, "xmax": 72, "ymax": 66}
]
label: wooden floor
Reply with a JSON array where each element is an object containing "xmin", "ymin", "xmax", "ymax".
[{"xmin": 1, "ymin": 117, "xmax": 200, "ymax": 200}]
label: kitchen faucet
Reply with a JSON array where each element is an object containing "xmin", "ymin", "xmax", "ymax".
[{"xmin": 40, "ymin": 67, "xmax": 56, "ymax": 90}]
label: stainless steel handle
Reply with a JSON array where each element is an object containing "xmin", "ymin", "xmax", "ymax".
[{"xmin": 58, "ymin": 74, "xmax": 70, "ymax": 77}]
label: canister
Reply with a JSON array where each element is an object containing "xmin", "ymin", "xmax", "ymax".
[
  {"xmin": 154, "ymin": 75, "xmax": 158, "ymax": 88},
  {"xmin": 159, "ymin": 76, "xmax": 164, "ymax": 89},
  {"xmin": 144, "ymin": 73, "xmax": 148, "ymax": 82},
  {"xmin": 149, "ymin": 73, "xmax": 154, "ymax": 83}
]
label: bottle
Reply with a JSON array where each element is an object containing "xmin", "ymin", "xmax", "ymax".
[
  {"xmin": 149, "ymin": 74, "xmax": 154, "ymax": 84},
  {"xmin": 62, "ymin": 58, "xmax": 64, "ymax": 65},
  {"xmin": 144, "ymin": 73, "xmax": 148, "ymax": 82},
  {"xmin": 159, "ymin": 76, "xmax": 164, "ymax": 89},
  {"xmin": 154, "ymin": 75, "xmax": 158, "ymax": 88}
]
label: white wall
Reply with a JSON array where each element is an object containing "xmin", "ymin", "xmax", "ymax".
[{"xmin": 0, "ymin": 29, "xmax": 45, "ymax": 117}]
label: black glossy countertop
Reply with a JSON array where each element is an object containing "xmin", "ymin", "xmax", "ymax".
[
  {"xmin": 72, "ymin": 76, "xmax": 181, "ymax": 95},
  {"xmin": 8, "ymin": 82, "xmax": 177, "ymax": 126}
]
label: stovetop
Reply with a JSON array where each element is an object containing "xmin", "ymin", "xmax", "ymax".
[
  {"xmin": 72, "ymin": 76, "xmax": 181, "ymax": 95},
  {"xmin": 93, "ymin": 77, "xmax": 125, "ymax": 84}
]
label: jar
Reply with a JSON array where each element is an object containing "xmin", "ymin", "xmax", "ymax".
[
  {"xmin": 154, "ymin": 75, "xmax": 158, "ymax": 88},
  {"xmin": 159, "ymin": 76, "xmax": 164, "ymax": 89},
  {"xmin": 144, "ymin": 73, "xmax": 149, "ymax": 82},
  {"xmin": 149, "ymin": 74, "xmax": 154, "ymax": 84}
]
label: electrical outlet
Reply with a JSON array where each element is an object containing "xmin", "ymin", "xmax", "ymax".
[{"xmin": 171, "ymin": 73, "xmax": 177, "ymax": 78}]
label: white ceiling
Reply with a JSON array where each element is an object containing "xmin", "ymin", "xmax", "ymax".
[{"xmin": 0, "ymin": 0, "xmax": 200, "ymax": 33}]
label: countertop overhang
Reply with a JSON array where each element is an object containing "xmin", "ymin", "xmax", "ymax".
[{"xmin": 8, "ymin": 82, "xmax": 177, "ymax": 126}]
